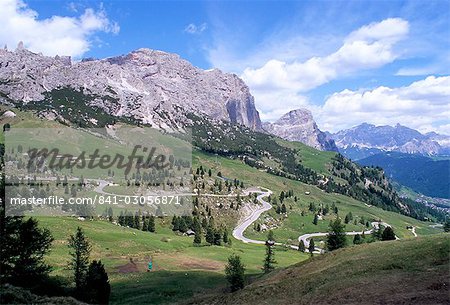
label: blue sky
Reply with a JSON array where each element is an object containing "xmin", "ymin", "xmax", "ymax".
[{"xmin": 1, "ymin": 0, "xmax": 449, "ymax": 134}]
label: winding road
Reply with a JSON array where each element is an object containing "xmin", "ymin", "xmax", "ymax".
[
  {"xmin": 232, "ymin": 187, "xmax": 395, "ymax": 253},
  {"xmin": 89, "ymin": 179, "xmax": 398, "ymax": 253},
  {"xmin": 232, "ymin": 188, "xmax": 273, "ymax": 244}
]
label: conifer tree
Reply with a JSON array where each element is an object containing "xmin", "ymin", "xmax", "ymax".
[
  {"xmin": 68, "ymin": 227, "xmax": 91, "ymax": 293},
  {"xmin": 308, "ymin": 238, "xmax": 315, "ymax": 255},
  {"xmin": 326, "ymin": 218, "xmax": 347, "ymax": 251},
  {"xmin": 298, "ymin": 240, "xmax": 306, "ymax": 252},
  {"xmin": 225, "ymin": 254, "xmax": 245, "ymax": 292}
]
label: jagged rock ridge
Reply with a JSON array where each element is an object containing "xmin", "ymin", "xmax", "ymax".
[
  {"xmin": 331, "ymin": 123, "xmax": 450, "ymax": 158},
  {"xmin": 0, "ymin": 45, "xmax": 262, "ymax": 131},
  {"xmin": 263, "ymin": 108, "xmax": 338, "ymax": 151}
]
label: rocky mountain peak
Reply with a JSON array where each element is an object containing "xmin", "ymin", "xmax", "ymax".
[
  {"xmin": 0, "ymin": 46, "xmax": 262, "ymax": 131},
  {"xmin": 331, "ymin": 123, "xmax": 449, "ymax": 157},
  {"xmin": 263, "ymin": 108, "xmax": 338, "ymax": 151},
  {"xmin": 277, "ymin": 108, "xmax": 314, "ymax": 124}
]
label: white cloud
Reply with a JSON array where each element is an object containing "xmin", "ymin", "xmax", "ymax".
[
  {"xmin": 0, "ymin": 0, "xmax": 119, "ymax": 58},
  {"xmin": 184, "ymin": 23, "xmax": 207, "ymax": 34},
  {"xmin": 316, "ymin": 76, "xmax": 450, "ymax": 134},
  {"xmin": 239, "ymin": 18, "xmax": 410, "ymax": 124},
  {"xmin": 242, "ymin": 18, "xmax": 409, "ymax": 93}
]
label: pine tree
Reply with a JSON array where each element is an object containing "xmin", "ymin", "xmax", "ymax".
[
  {"xmin": 298, "ymin": 240, "xmax": 306, "ymax": 252},
  {"xmin": 353, "ymin": 234, "xmax": 362, "ymax": 244},
  {"xmin": 142, "ymin": 218, "xmax": 149, "ymax": 231},
  {"xmin": 134, "ymin": 212, "xmax": 141, "ymax": 229},
  {"xmin": 172, "ymin": 216, "xmax": 179, "ymax": 231},
  {"xmin": 263, "ymin": 243, "xmax": 276, "ymax": 273},
  {"xmin": 201, "ymin": 217, "xmax": 208, "ymax": 229},
  {"xmin": 107, "ymin": 207, "xmax": 113, "ymax": 222},
  {"xmin": 281, "ymin": 203, "xmax": 287, "ymax": 214},
  {"xmin": 213, "ymin": 230, "xmax": 222, "ymax": 246},
  {"xmin": 225, "ymin": 254, "xmax": 245, "ymax": 292},
  {"xmin": 223, "ymin": 230, "xmax": 229, "ymax": 244},
  {"xmin": 178, "ymin": 218, "xmax": 188, "ymax": 233},
  {"xmin": 0, "ymin": 217, "xmax": 54, "ymax": 286},
  {"xmin": 308, "ymin": 238, "xmax": 315, "ymax": 255},
  {"xmin": 313, "ymin": 214, "xmax": 319, "ymax": 225},
  {"xmin": 344, "ymin": 212, "xmax": 352, "ymax": 224},
  {"xmin": 206, "ymin": 225, "xmax": 215, "ymax": 244},
  {"xmin": 326, "ymin": 218, "xmax": 347, "ymax": 251},
  {"xmin": 68, "ymin": 227, "xmax": 91, "ymax": 293},
  {"xmin": 148, "ymin": 216, "xmax": 156, "ymax": 232},
  {"xmin": 276, "ymin": 205, "xmax": 281, "ymax": 214},
  {"xmin": 85, "ymin": 260, "xmax": 110, "ymax": 304},
  {"xmin": 381, "ymin": 226, "xmax": 396, "ymax": 241},
  {"xmin": 193, "ymin": 230, "xmax": 202, "ymax": 246}
]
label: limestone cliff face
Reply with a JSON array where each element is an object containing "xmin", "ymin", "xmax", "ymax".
[
  {"xmin": 0, "ymin": 46, "xmax": 262, "ymax": 131},
  {"xmin": 263, "ymin": 109, "xmax": 338, "ymax": 151}
]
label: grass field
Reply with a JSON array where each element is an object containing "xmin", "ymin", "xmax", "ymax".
[
  {"xmin": 36, "ymin": 216, "xmax": 308, "ymax": 304},
  {"xmin": 189, "ymin": 234, "xmax": 450, "ymax": 305}
]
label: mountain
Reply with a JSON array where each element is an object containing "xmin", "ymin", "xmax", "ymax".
[
  {"xmin": 263, "ymin": 109, "xmax": 338, "ymax": 151},
  {"xmin": 331, "ymin": 123, "xmax": 449, "ymax": 159},
  {"xmin": 0, "ymin": 44, "xmax": 261, "ymax": 131},
  {"xmin": 358, "ymin": 152, "xmax": 450, "ymax": 199}
]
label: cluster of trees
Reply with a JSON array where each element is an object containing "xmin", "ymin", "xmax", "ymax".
[
  {"xmin": 172, "ymin": 215, "xmax": 200, "ymax": 234},
  {"xmin": 269, "ymin": 190, "xmax": 295, "ymax": 215},
  {"xmin": 309, "ymin": 202, "xmax": 338, "ymax": 215},
  {"xmin": 171, "ymin": 215, "xmax": 231, "ymax": 247},
  {"xmin": 0, "ymin": 214, "xmax": 110, "ymax": 304},
  {"xmin": 353, "ymin": 225, "xmax": 396, "ymax": 244},
  {"xmin": 298, "ymin": 239, "xmax": 316, "ymax": 254},
  {"xmin": 193, "ymin": 165, "xmax": 246, "ymax": 196},
  {"xmin": 297, "ymin": 217, "xmax": 399, "ymax": 255},
  {"xmin": 344, "ymin": 212, "xmax": 353, "ymax": 224},
  {"xmin": 205, "ymin": 223, "xmax": 230, "ymax": 246},
  {"xmin": 117, "ymin": 210, "xmax": 156, "ymax": 232},
  {"xmin": 308, "ymin": 202, "xmax": 338, "ymax": 225}
]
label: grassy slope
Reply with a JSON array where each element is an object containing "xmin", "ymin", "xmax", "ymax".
[
  {"xmin": 36, "ymin": 216, "xmax": 308, "ymax": 304},
  {"xmin": 188, "ymin": 234, "xmax": 450, "ymax": 305},
  {"xmin": 193, "ymin": 150, "xmax": 442, "ymax": 240}
]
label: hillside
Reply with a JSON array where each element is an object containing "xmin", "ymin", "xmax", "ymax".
[
  {"xmin": 358, "ymin": 152, "xmax": 450, "ymax": 199},
  {"xmin": 1, "ymin": 106, "xmax": 446, "ymax": 304},
  {"xmin": 188, "ymin": 234, "xmax": 450, "ymax": 305}
]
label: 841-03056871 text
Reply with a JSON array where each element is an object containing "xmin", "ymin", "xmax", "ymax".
[{"xmin": 8, "ymin": 195, "xmax": 182, "ymax": 206}]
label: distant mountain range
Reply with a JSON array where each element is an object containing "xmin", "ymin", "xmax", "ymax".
[
  {"xmin": 358, "ymin": 152, "xmax": 450, "ymax": 199},
  {"xmin": 263, "ymin": 109, "xmax": 338, "ymax": 151},
  {"xmin": 329, "ymin": 123, "xmax": 450, "ymax": 160}
]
